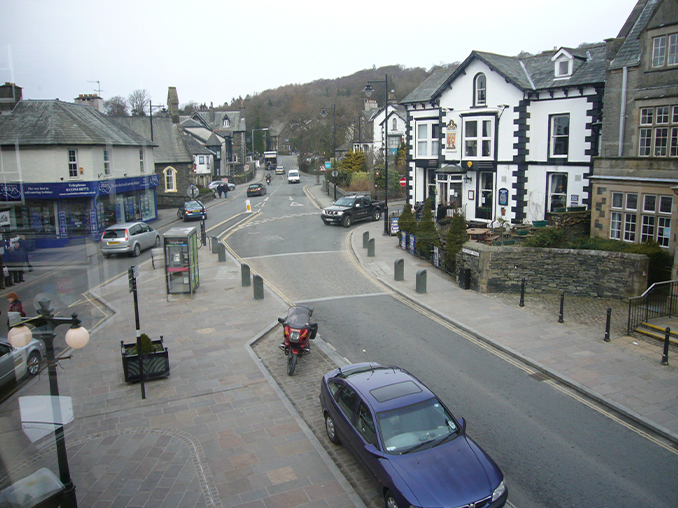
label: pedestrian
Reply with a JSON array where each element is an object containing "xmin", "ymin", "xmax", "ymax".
[
  {"xmin": 6, "ymin": 291, "xmax": 26, "ymax": 328},
  {"xmin": 18, "ymin": 236, "xmax": 32, "ymax": 272},
  {"xmin": 222, "ymin": 184, "xmax": 228, "ymax": 199},
  {"xmin": 217, "ymin": 184, "xmax": 223, "ymax": 198}
]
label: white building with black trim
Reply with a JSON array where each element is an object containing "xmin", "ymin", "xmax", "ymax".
[{"xmin": 401, "ymin": 44, "xmax": 606, "ymax": 225}]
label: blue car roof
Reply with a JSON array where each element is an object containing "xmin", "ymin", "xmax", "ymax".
[{"xmin": 329, "ymin": 363, "xmax": 435, "ymax": 413}]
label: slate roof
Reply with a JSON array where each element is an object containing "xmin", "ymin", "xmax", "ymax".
[
  {"xmin": 401, "ymin": 69, "xmax": 455, "ymax": 104},
  {"xmin": 111, "ymin": 116, "xmax": 192, "ymax": 164},
  {"xmin": 610, "ymin": 0, "xmax": 660, "ymax": 69},
  {"xmin": 0, "ymin": 100, "xmax": 153, "ymax": 147},
  {"xmin": 403, "ymin": 44, "xmax": 607, "ymax": 106}
]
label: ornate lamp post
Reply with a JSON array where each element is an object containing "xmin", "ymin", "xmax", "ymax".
[
  {"xmin": 321, "ymin": 104, "xmax": 337, "ymax": 201},
  {"xmin": 8, "ymin": 298, "xmax": 90, "ymax": 508},
  {"xmin": 364, "ymin": 74, "xmax": 390, "ymax": 235}
]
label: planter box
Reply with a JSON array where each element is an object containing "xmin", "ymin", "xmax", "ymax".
[
  {"xmin": 121, "ymin": 338, "xmax": 170, "ymax": 383},
  {"xmin": 532, "ymin": 220, "xmax": 548, "ymax": 228}
]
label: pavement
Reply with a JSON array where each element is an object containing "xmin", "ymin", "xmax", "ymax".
[{"xmin": 0, "ymin": 172, "xmax": 677, "ymax": 508}]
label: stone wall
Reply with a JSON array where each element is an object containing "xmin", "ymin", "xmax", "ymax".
[{"xmin": 456, "ymin": 243, "xmax": 648, "ymax": 299}]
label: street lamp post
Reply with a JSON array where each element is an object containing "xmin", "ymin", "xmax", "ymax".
[
  {"xmin": 251, "ymin": 127, "xmax": 269, "ymax": 158},
  {"xmin": 149, "ymin": 101, "xmax": 166, "ymax": 142},
  {"xmin": 8, "ymin": 298, "xmax": 90, "ymax": 508},
  {"xmin": 364, "ymin": 74, "xmax": 390, "ymax": 235},
  {"xmin": 321, "ymin": 105, "xmax": 337, "ymax": 201}
]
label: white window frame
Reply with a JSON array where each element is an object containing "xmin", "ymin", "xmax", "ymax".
[
  {"xmin": 550, "ymin": 114, "xmax": 569, "ymax": 158},
  {"xmin": 658, "ymin": 216, "xmax": 671, "ymax": 247},
  {"xmin": 139, "ymin": 149, "xmax": 145, "ymax": 173},
  {"xmin": 103, "ymin": 149, "xmax": 111, "ymax": 176},
  {"xmin": 463, "ymin": 117, "xmax": 494, "ymax": 159},
  {"xmin": 653, "ymin": 35, "xmax": 667, "ymax": 68},
  {"xmin": 611, "ymin": 192, "xmax": 624, "ymax": 209},
  {"xmin": 163, "ymin": 167, "xmax": 176, "ymax": 192},
  {"xmin": 624, "ymin": 213, "xmax": 637, "ymax": 242},
  {"xmin": 474, "ymin": 73, "xmax": 486, "ymax": 106},
  {"xmin": 415, "ymin": 121, "xmax": 439, "ymax": 159},
  {"xmin": 669, "ymin": 34, "xmax": 678, "ymax": 66},
  {"xmin": 641, "ymin": 215, "xmax": 655, "ymax": 243},
  {"xmin": 555, "ymin": 59, "xmax": 571, "ymax": 78},
  {"xmin": 610, "ymin": 211, "xmax": 622, "ymax": 240},
  {"xmin": 626, "ymin": 193, "xmax": 638, "ymax": 211},
  {"xmin": 643, "ymin": 194, "xmax": 657, "ymax": 213},
  {"xmin": 68, "ymin": 149, "xmax": 78, "ymax": 178}
]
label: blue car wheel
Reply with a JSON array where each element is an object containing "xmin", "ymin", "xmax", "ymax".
[{"xmin": 325, "ymin": 413, "xmax": 341, "ymax": 444}]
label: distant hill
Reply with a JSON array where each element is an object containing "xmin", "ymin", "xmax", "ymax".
[{"xmin": 214, "ymin": 63, "xmax": 458, "ymax": 155}]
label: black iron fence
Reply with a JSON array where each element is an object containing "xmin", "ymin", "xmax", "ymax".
[{"xmin": 627, "ymin": 280, "xmax": 678, "ymax": 334}]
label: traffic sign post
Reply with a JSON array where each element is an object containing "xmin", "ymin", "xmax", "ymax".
[
  {"xmin": 187, "ymin": 184, "xmax": 199, "ymax": 199},
  {"xmin": 400, "ymin": 176, "xmax": 407, "ymax": 187}
]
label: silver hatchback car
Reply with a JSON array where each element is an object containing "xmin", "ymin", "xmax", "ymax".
[
  {"xmin": 0, "ymin": 337, "xmax": 46, "ymax": 389},
  {"xmin": 100, "ymin": 221, "xmax": 161, "ymax": 258}
]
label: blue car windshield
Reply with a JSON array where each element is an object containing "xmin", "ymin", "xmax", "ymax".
[{"xmin": 376, "ymin": 397, "xmax": 459, "ymax": 454}]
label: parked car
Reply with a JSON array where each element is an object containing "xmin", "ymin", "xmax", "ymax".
[
  {"xmin": 320, "ymin": 363, "xmax": 508, "ymax": 508},
  {"xmin": 208, "ymin": 181, "xmax": 236, "ymax": 191},
  {"xmin": 247, "ymin": 183, "xmax": 267, "ymax": 197},
  {"xmin": 0, "ymin": 337, "xmax": 46, "ymax": 390},
  {"xmin": 177, "ymin": 200, "xmax": 207, "ymax": 222},
  {"xmin": 101, "ymin": 221, "xmax": 161, "ymax": 258},
  {"xmin": 275, "ymin": 165, "xmax": 285, "ymax": 175},
  {"xmin": 287, "ymin": 169, "xmax": 300, "ymax": 184}
]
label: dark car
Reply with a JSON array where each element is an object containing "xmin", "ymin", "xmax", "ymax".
[
  {"xmin": 247, "ymin": 183, "xmax": 267, "ymax": 197},
  {"xmin": 320, "ymin": 363, "xmax": 507, "ymax": 508},
  {"xmin": 177, "ymin": 200, "xmax": 207, "ymax": 221}
]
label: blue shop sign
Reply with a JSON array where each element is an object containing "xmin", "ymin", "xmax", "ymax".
[
  {"xmin": 0, "ymin": 175, "xmax": 159, "ymax": 201},
  {"xmin": 498, "ymin": 188, "xmax": 509, "ymax": 206}
]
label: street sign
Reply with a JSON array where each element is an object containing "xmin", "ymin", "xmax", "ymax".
[
  {"xmin": 325, "ymin": 161, "xmax": 331, "ymax": 170},
  {"xmin": 187, "ymin": 184, "xmax": 199, "ymax": 199},
  {"xmin": 332, "ymin": 170, "xmax": 338, "ymax": 177},
  {"xmin": 400, "ymin": 176, "xmax": 407, "ymax": 187}
]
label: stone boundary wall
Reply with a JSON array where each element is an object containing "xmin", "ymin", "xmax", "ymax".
[{"xmin": 456, "ymin": 243, "xmax": 649, "ymax": 299}]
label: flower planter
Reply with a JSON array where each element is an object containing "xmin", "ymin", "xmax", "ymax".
[
  {"xmin": 121, "ymin": 337, "xmax": 170, "ymax": 383},
  {"xmin": 532, "ymin": 220, "xmax": 548, "ymax": 228}
]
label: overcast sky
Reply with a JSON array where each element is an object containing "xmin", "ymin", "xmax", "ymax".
[{"xmin": 2, "ymin": 0, "xmax": 638, "ymax": 108}]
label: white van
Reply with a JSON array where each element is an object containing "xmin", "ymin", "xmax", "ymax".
[{"xmin": 287, "ymin": 169, "xmax": 300, "ymax": 184}]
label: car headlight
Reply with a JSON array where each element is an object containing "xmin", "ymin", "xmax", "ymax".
[{"xmin": 491, "ymin": 480, "xmax": 506, "ymax": 502}]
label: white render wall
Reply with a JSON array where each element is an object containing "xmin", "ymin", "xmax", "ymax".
[{"xmin": 0, "ymin": 145, "xmax": 154, "ymax": 183}]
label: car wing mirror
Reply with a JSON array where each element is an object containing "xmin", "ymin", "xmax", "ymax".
[
  {"xmin": 278, "ymin": 317, "xmax": 285, "ymax": 324},
  {"xmin": 364, "ymin": 444, "xmax": 386, "ymax": 458},
  {"xmin": 458, "ymin": 417, "xmax": 466, "ymax": 433}
]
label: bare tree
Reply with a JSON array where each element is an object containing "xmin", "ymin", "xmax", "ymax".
[
  {"xmin": 178, "ymin": 101, "xmax": 199, "ymax": 115},
  {"xmin": 104, "ymin": 96, "xmax": 129, "ymax": 116},
  {"xmin": 128, "ymin": 89, "xmax": 151, "ymax": 116}
]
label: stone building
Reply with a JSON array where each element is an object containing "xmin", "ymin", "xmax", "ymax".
[{"xmin": 590, "ymin": 0, "xmax": 678, "ymax": 255}]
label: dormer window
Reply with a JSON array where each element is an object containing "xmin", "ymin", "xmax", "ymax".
[
  {"xmin": 223, "ymin": 118, "xmax": 230, "ymax": 128},
  {"xmin": 474, "ymin": 73, "xmax": 486, "ymax": 106},
  {"xmin": 555, "ymin": 58, "xmax": 572, "ymax": 78}
]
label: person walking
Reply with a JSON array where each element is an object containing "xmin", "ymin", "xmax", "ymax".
[
  {"xmin": 216, "ymin": 184, "xmax": 223, "ymax": 198},
  {"xmin": 3, "ymin": 242, "xmax": 21, "ymax": 284}
]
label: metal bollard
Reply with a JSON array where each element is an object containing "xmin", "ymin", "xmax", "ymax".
[
  {"xmin": 367, "ymin": 238, "xmax": 375, "ymax": 257},
  {"xmin": 604, "ymin": 308, "xmax": 611, "ymax": 342},
  {"xmin": 253, "ymin": 274, "xmax": 264, "ymax": 300},
  {"xmin": 416, "ymin": 269, "xmax": 427, "ymax": 294},
  {"xmin": 218, "ymin": 243, "xmax": 226, "ymax": 262},
  {"xmin": 200, "ymin": 220, "xmax": 206, "ymax": 246},
  {"xmin": 558, "ymin": 291, "xmax": 564, "ymax": 323},
  {"xmin": 661, "ymin": 327, "xmax": 670, "ymax": 365},
  {"xmin": 519, "ymin": 277, "xmax": 525, "ymax": 307},
  {"xmin": 211, "ymin": 236, "xmax": 219, "ymax": 254},
  {"xmin": 241, "ymin": 263, "xmax": 251, "ymax": 287},
  {"xmin": 394, "ymin": 258, "xmax": 404, "ymax": 281},
  {"xmin": 363, "ymin": 231, "xmax": 370, "ymax": 248}
]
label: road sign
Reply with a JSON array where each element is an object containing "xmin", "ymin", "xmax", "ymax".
[
  {"xmin": 400, "ymin": 176, "xmax": 407, "ymax": 187},
  {"xmin": 332, "ymin": 170, "xmax": 338, "ymax": 177},
  {"xmin": 325, "ymin": 162, "xmax": 331, "ymax": 170},
  {"xmin": 187, "ymin": 184, "xmax": 199, "ymax": 199}
]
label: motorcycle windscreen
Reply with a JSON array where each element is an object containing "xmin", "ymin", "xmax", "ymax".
[{"xmin": 286, "ymin": 306, "xmax": 312, "ymax": 329}]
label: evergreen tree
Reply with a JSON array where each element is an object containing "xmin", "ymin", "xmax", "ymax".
[
  {"xmin": 445, "ymin": 211, "xmax": 468, "ymax": 272},
  {"xmin": 415, "ymin": 198, "xmax": 440, "ymax": 259},
  {"xmin": 398, "ymin": 203, "xmax": 416, "ymax": 242}
]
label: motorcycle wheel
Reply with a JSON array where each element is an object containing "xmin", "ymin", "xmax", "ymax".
[{"xmin": 287, "ymin": 353, "xmax": 297, "ymax": 376}]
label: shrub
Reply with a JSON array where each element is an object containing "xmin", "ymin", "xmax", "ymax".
[
  {"xmin": 398, "ymin": 203, "xmax": 416, "ymax": 242},
  {"xmin": 348, "ymin": 171, "xmax": 374, "ymax": 193},
  {"xmin": 523, "ymin": 227, "xmax": 567, "ymax": 248},
  {"xmin": 415, "ymin": 198, "xmax": 440, "ymax": 258},
  {"xmin": 445, "ymin": 211, "xmax": 468, "ymax": 272}
]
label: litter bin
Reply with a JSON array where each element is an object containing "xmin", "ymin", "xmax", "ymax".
[{"xmin": 458, "ymin": 267, "xmax": 471, "ymax": 290}]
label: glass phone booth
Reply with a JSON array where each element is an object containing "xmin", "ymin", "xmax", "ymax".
[{"xmin": 164, "ymin": 226, "xmax": 199, "ymax": 295}]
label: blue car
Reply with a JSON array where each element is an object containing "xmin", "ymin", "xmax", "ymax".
[
  {"xmin": 177, "ymin": 200, "xmax": 206, "ymax": 221},
  {"xmin": 320, "ymin": 363, "xmax": 507, "ymax": 508}
]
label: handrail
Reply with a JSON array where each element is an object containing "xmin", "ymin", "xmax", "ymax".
[{"xmin": 627, "ymin": 280, "xmax": 678, "ymax": 334}]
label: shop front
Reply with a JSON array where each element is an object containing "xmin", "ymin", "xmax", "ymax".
[{"xmin": 0, "ymin": 175, "xmax": 159, "ymax": 248}]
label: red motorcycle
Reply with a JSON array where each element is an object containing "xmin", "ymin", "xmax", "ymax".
[{"xmin": 278, "ymin": 305, "xmax": 318, "ymax": 376}]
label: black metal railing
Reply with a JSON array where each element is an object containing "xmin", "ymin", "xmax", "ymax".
[{"xmin": 627, "ymin": 280, "xmax": 678, "ymax": 334}]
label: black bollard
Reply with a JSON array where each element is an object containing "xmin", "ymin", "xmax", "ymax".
[
  {"xmin": 367, "ymin": 238, "xmax": 375, "ymax": 257},
  {"xmin": 558, "ymin": 291, "xmax": 564, "ymax": 323},
  {"xmin": 253, "ymin": 274, "xmax": 264, "ymax": 300},
  {"xmin": 519, "ymin": 277, "xmax": 525, "ymax": 307},
  {"xmin": 604, "ymin": 307, "xmax": 611, "ymax": 342},
  {"xmin": 416, "ymin": 269, "xmax": 427, "ymax": 294},
  {"xmin": 241, "ymin": 263, "xmax": 251, "ymax": 287},
  {"xmin": 661, "ymin": 327, "xmax": 670, "ymax": 365},
  {"xmin": 218, "ymin": 242, "xmax": 226, "ymax": 262},
  {"xmin": 363, "ymin": 231, "xmax": 369, "ymax": 249},
  {"xmin": 211, "ymin": 236, "xmax": 219, "ymax": 254},
  {"xmin": 394, "ymin": 258, "xmax": 404, "ymax": 281},
  {"xmin": 200, "ymin": 220, "xmax": 206, "ymax": 246}
]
